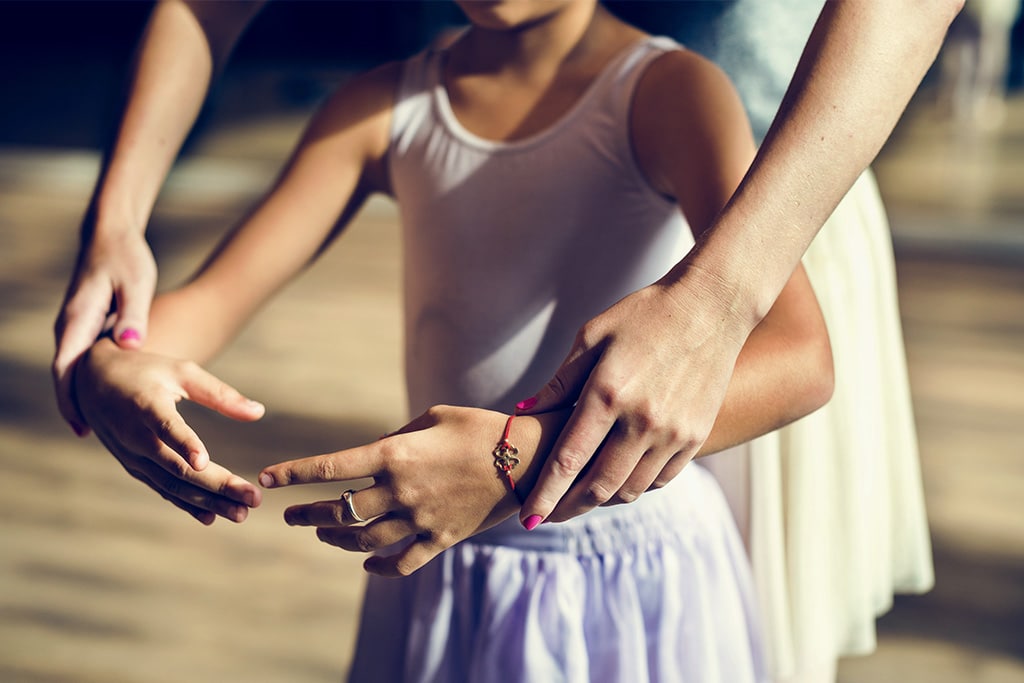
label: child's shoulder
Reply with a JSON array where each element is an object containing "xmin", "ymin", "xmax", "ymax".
[
  {"xmin": 631, "ymin": 42, "xmax": 747, "ymax": 139},
  {"xmin": 638, "ymin": 43, "xmax": 738, "ymax": 107},
  {"xmin": 325, "ymin": 60, "xmax": 405, "ymax": 111}
]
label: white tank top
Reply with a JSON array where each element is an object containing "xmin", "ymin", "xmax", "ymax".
[{"xmin": 388, "ymin": 36, "xmax": 693, "ymax": 417}]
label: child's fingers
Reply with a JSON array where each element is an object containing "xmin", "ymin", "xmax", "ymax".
[
  {"xmin": 315, "ymin": 516, "xmax": 415, "ymax": 554},
  {"xmin": 284, "ymin": 486, "xmax": 392, "ymax": 527},
  {"xmin": 363, "ymin": 538, "xmax": 442, "ymax": 578},
  {"xmin": 260, "ymin": 445, "xmax": 386, "ymax": 488}
]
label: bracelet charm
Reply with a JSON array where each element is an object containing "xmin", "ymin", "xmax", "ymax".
[{"xmin": 493, "ymin": 414, "xmax": 520, "ymax": 491}]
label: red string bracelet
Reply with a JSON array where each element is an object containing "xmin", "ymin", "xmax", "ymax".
[{"xmin": 492, "ymin": 412, "xmax": 521, "ymax": 492}]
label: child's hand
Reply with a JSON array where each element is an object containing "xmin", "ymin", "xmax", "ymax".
[
  {"xmin": 75, "ymin": 338, "xmax": 266, "ymax": 524},
  {"xmin": 260, "ymin": 405, "xmax": 566, "ymax": 577}
]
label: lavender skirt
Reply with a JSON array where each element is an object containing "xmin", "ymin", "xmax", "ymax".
[{"xmin": 348, "ymin": 461, "xmax": 767, "ymax": 683}]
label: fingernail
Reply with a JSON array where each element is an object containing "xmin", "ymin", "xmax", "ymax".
[
  {"xmin": 516, "ymin": 397, "xmax": 538, "ymax": 412},
  {"xmin": 69, "ymin": 422, "xmax": 87, "ymax": 437},
  {"xmin": 522, "ymin": 514, "xmax": 543, "ymax": 531},
  {"xmin": 118, "ymin": 328, "xmax": 141, "ymax": 342},
  {"xmin": 259, "ymin": 473, "xmax": 274, "ymax": 488}
]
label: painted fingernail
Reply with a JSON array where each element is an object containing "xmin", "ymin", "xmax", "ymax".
[
  {"xmin": 118, "ymin": 328, "xmax": 141, "ymax": 342},
  {"xmin": 522, "ymin": 514, "xmax": 543, "ymax": 531},
  {"xmin": 516, "ymin": 397, "xmax": 538, "ymax": 412},
  {"xmin": 258, "ymin": 473, "xmax": 274, "ymax": 488}
]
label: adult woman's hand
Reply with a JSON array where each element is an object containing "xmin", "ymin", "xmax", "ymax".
[
  {"xmin": 75, "ymin": 338, "xmax": 266, "ymax": 524},
  {"xmin": 53, "ymin": 230, "xmax": 157, "ymax": 436},
  {"xmin": 259, "ymin": 406, "xmax": 567, "ymax": 577},
  {"xmin": 517, "ymin": 272, "xmax": 748, "ymax": 525}
]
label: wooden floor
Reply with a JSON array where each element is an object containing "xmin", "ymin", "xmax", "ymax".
[{"xmin": 0, "ymin": 89, "xmax": 1021, "ymax": 682}]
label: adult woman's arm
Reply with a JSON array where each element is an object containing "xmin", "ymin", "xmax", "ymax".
[
  {"xmin": 518, "ymin": 0, "xmax": 964, "ymax": 525},
  {"xmin": 53, "ymin": 0, "xmax": 264, "ymax": 435},
  {"xmin": 72, "ymin": 63, "xmax": 398, "ymax": 522}
]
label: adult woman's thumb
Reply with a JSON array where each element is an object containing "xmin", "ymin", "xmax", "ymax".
[{"xmin": 516, "ymin": 347, "xmax": 597, "ymax": 415}]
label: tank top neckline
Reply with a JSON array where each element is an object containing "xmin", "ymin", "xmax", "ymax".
[{"xmin": 430, "ymin": 36, "xmax": 659, "ymax": 154}]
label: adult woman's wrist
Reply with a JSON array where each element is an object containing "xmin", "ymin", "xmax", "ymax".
[{"xmin": 660, "ymin": 259, "xmax": 762, "ymax": 352}]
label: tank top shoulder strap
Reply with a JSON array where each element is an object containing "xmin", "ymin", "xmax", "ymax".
[{"xmin": 389, "ymin": 48, "xmax": 443, "ymax": 152}]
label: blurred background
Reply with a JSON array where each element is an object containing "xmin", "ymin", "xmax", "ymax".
[{"xmin": 0, "ymin": 2, "xmax": 1021, "ymax": 681}]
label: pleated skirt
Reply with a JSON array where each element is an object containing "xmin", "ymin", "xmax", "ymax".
[{"xmin": 348, "ymin": 463, "xmax": 768, "ymax": 683}]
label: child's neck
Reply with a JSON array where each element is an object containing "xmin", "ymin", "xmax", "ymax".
[
  {"xmin": 457, "ymin": 2, "xmax": 603, "ymax": 79},
  {"xmin": 445, "ymin": 5, "xmax": 644, "ymax": 142}
]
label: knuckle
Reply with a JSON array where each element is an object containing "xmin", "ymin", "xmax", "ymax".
[
  {"xmin": 167, "ymin": 454, "xmax": 191, "ymax": 479},
  {"xmin": 423, "ymin": 404, "xmax": 453, "ymax": 424},
  {"xmin": 355, "ymin": 530, "xmax": 376, "ymax": 553},
  {"xmin": 661, "ymin": 422, "xmax": 686, "ymax": 446},
  {"xmin": 550, "ymin": 448, "xmax": 589, "ymax": 479},
  {"xmin": 393, "ymin": 556, "xmax": 420, "ymax": 577},
  {"xmin": 178, "ymin": 359, "xmax": 200, "ymax": 377},
  {"xmin": 630, "ymin": 408, "xmax": 656, "ymax": 435},
  {"xmin": 161, "ymin": 476, "xmax": 183, "ymax": 499},
  {"xmin": 378, "ymin": 441, "xmax": 405, "ymax": 472},
  {"xmin": 329, "ymin": 504, "xmax": 347, "ymax": 526},
  {"xmin": 582, "ymin": 480, "xmax": 615, "ymax": 507},
  {"xmin": 590, "ymin": 380, "xmax": 620, "ymax": 411},
  {"xmin": 576, "ymin": 320, "xmax": 602, "ymax": 350},
  {"xmin": 432, "ymin": 529, "xmax": 458, "ymax": 551},
  {"xmin": 314, "ymin": 458, "xmax": 338, "ymax": 482},
  {"xmin": 614, "ymin": 488, "xmax": 641, "ymax": 505}
]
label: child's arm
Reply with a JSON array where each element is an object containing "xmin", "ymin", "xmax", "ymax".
[
  {"xmin": 144, "ymin": 63, "xmax": 398, "ymax": 362},
  {"xmin": 73, "ymin": 63, "xmax": 399, "ymax": 523},
  {"xmin": 524, "ymin": 49, "xmax": 835, "ymax": 523}
]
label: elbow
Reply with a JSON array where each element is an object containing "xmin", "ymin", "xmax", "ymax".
[
  {"xmin": 808, "ymin": 346, "xmax": 835, "ymax": 414},
  {"xmin": 946, "ymin": 0, "xmax": 966, "ymax": 21},
  {"xmin": 800, "ymin": 332, "xmax": 835, "ymax": 417}
]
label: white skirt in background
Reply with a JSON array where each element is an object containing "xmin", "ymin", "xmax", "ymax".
[
  {"xmin": 348, "ymin": 463, "xmax": 768, "ymax": 683},
  {"xmin": 704, "ymin": 170, "xmax": 935, "ymax": 682}
]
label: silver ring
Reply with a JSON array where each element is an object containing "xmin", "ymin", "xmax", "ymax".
[{"xmin": 340, "ymin": 489, "xmax": 366, "ymax": 523}]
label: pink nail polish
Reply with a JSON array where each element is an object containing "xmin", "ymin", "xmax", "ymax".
[
  {"xmin": 522, "ymin": 514, "xmax": 543, "ymax": 531},
  {"xmin": 118, "ymin": 328, "xmax": 141, "ymax": 342},
  {"xmin": 516, "ymin": 397, "xmax": 538, "ymax": 412}
]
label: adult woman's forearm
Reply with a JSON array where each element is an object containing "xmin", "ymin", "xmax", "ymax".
[
  {"xmin": 90, "ymin": 0, "xmax": 264, "ymax": 237},
  {"xmin": 666, "ymin": 0, "xmax": 965, "ymax": 335}
]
